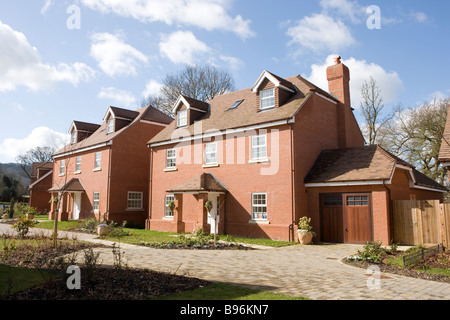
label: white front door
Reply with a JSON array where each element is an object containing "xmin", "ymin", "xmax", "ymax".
[
  {"xmin": 73, "ymin": 193, "xmax": 81, "ymax": 220},
  {"xmin": 207, "ymin": 193, "xmax": 220, "ymax": 234}
]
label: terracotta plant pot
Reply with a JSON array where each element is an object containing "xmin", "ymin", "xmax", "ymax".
[
  {"xmin": 297, "ymin": 231, "xmax": 313, "ymax": 245},
  {"xmin": 97, "ymin": 224, "xmax": 111, "ymax": 236},
  {"xmin": 26, "ymin": 214, "xmax": 34, "ymax": 220}
]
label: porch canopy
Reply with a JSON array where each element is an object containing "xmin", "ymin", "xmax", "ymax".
[
  {"xmin": 48, "ymin": 178, "xmax": 85, "ymax": 193},
  {"xmin": 167, "ymin": 173, "xmax": 228, "ymax": 194}
]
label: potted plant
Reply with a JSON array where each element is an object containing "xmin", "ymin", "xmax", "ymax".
[
  {"xmin": 204, "ymin": 200, "xmax": 213, "ymax": 212},
  {"xmin": 168, "ymin": 200, "xmax": 175, "ymax": 213},
  {"xmin": 297, "ymin": 216, "xmax": 315, "ymax": 245}
]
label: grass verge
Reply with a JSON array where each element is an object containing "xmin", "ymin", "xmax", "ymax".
[
  {"xmin": 0, "ymin": 264, "xmax": 51, "ymax": 296},
  {"xmin": 154, "ymin": 282, "xmax": 308, "ymax": 300}
]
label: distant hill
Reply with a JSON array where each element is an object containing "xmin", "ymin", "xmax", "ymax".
[{"xmin": 0, "ymin": 163, "xmax": 31, "ymax": 194}]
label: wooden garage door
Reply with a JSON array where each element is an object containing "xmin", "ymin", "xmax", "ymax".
[
  {"xmin": 320, "ymin": 194, "xmax": 344, "ymax": 243},
  {"xmin": 344, "ymin": 194, "xmax": 372, "ymax": 244}
]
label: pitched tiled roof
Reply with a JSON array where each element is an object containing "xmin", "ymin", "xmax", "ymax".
[
  {"xmin": 167, "ymin": 173, "xmax": 228, "ymax": 193},
  {"xmin": 305, "ymin": 145, "xmax": 398, "ymax": 183},
  {"xmin": 439, "ymin": 105, "xmax": 450, "ymax": 162},
  {"xmin": 305, "ymin": 145, "xmax": 447, "ymax": 191},
  {"xmin": 149, "ymin": 73, "xmax": 337, "ymax": 145},
  {"xmin": 72, "ymin": 121, "xmax": 101, "ymax": 133},
  {"xmin": 54, "ymin": 105, "xmax": 171, "ymax": 157},
  {"xmin": 48, "ymin": 178, "xmax": 85, "ymax": 192}
]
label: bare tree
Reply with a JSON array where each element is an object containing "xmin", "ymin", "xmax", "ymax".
[
  {"xmin": 16, "ymin": 146, "xmax": 55, "ymax": 179},
  {"xmin": 141, "ymin": 65, "xmax": 235, "ymax": 115},
  {"xmin": 360, "ymin": 77, "xmax": 385, "ymax": 145},
  {"xmin": 377, "ymin": 98, "xmax": 450, "ymax": 185}
]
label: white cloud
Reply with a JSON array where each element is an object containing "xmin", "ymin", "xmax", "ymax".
[
  {"xmin": 98, "ymin": 87, "xmax": 136, "ymax": 107},
  {"xmin": 0, "ymin": 127, "xmax": 69, "ymax": 162},
  {"xmin": 80, "ymin": 0, "xmax": 254, "ymax": 39},
  {"xmin": 286, "ymin": 14, "xmax": 356, "ymax": 53},
  {"xmin": 40, "ymin": 0, "xmax": 53, "ymax": 15},
  {"xmin": 219, "ymin": 55, "xmax": 244, "ymax": 71},
  {"xmin": 306, "ymin": 55, "xmax": 404, "ymax": 108},
  {"xmin": 319, "ymin": 0, "xmax": 364, "ymax": 23},
  {"xmin": 0, "ymin": 20, "xmax": 95, "ymax": 92},
  {"xmin": 142, "ymin": 80, "xmax": 163, "ymax": 98},
  {"xmin": 159, "ymin": 30, "xmax": 211, "ymax": 65},
  {"xmin": 411, "ymin": 12, "xmax": 428, "ymax": 23},
  {"xmin": 90, "ymin": 32, "xmax": 148, "ymax": 77}
]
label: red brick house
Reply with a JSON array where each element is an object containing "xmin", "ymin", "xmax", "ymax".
[
  {"xmin": 28, "ymin": 162, "xmax": 53, "ymax": 214},
  {"xmin": 439, "ymin": 104, "xmax": 450, "ymax": 181},
  {"xmin": 146, "ymin": 57, "xmax": 446, "ymax": 244},
  {"xmin": 49, "ymin": 105, "xmax": 172, "ymax": 224}
]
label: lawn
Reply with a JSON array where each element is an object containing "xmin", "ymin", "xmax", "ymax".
[
  {"xmin": 0, "ymin": 265, "xmax": 52, "ymax": 296},
  {"xmin": 33, "ymin": 219, "xmax": 299, "ymax": 248},
  {"xmin": 155, "ymin": 282, "xmax": 308, "ymax": 300}
]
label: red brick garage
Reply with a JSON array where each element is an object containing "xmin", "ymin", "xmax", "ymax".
[{"xmin": 305, "ymin": 145, "xmax": 447, "ymax": 245}]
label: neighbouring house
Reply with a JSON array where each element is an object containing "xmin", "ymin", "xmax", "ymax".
[
  {"xmin": 28, "ymin": 162, "xmax": 53, "ymax": 214},
  {"xmin": 49, "ymin": 105, "xmax": 173, "ymax": 225},
  {"xmin": 146, "ymin": 56, "xmax": 447, "ymax": 244},
  {"xmin": 439, "ymin": 104, "xmax": 450, "ymax": 182}
]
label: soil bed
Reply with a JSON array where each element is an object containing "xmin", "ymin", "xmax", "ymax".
[
  {"xmin": 344, "ymin": 251, "xmax": 450, "ymax": 284},
  {"xmin": 5, "ymin": 265, "xmax": 210, "ymax": 300}
]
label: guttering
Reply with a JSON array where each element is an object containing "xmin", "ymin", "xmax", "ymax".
[
  {"xmin": 412, "ymin": 185, "xmax": 448, "ymax": 193},
  {"xmin": 305, "ymin": 180, "xmax": 391, "ymax": 187},
  {"xmin": 148, "ymin": 118, "xmax": 294, "ymax": 148},
  {"xmin": 53, "ymin": 141, "xmax": 112, "ymax": 159}
]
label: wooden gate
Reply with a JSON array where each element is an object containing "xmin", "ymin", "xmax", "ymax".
[{"xmin": 392, "ymin": 200, "xmax": 450, "ymax": 247}]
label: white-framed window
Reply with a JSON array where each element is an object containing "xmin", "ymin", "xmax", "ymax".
[
  {"xmin": 260, "ymin": 88, "xmax": 275, "ymax": 110},
  {"xmin": 252, "ymin": 193, "xmax": 267, "ymax": 220},
  {"xmin": 251, "ymin": 134, "xmax": 267, "ymax": 160},
  {"xmin": 94, "ymin": 152, "xmax": 102, "ymax": 170},
  {"xmin": 127, "ymin": 192, "xmax": 143, "ymax": 209},
  {"xmin": 204, "ymin": 142, "xmax": 217, "ymax": 165},
  {"xmin": 75, "ymin": 156, "xmax": 81, "ymax": 173},
  {"xmin": 177, "ymin": 110, "xmax": 187, "ymax": 127},
  {"xmin": 166, "ymin": 149, "xmax": 176, "ymax": 168},
  {"xmin": 107, "ymin": 119, "xmax": 114, "ymax": 134},
  {"xmin": 165, "ymin": 195, "xmax": 175, "ymax": 217},
  {"xmin": 59, "ymin": 160, "xmax": 65, "ymax": 175},
  {"xmin": 71, "ymin": 131, "xmax": 77, "ymax": 144},
  {"xmin": 93, "ymin": 192, "xmax": 100, "ymax": 212}
]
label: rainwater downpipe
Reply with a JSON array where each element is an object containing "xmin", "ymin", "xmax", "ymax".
[
  {"xmin": 383, "ymin": 179, "xmax": 393, "ymax": 244},
  {"xmin": 289, "ymin": 122, "xmax": 296, "ymax": 242}
]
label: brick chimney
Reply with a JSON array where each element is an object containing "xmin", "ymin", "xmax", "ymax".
[
  {"xmin": 326, "ymin": 56, "xmax": 350, "ymax": 148},
  {"xmin": 326, "ymin": 56, "xmax": 351, "ymax": 107}
]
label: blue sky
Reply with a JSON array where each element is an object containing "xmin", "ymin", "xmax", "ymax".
[{"xmin": 0, "ymin": 0, "xmax": 449, "ymax": 162}]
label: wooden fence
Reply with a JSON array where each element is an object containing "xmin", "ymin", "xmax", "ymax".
[{"xmin": 392, "ymin": 200, "xmax": 450, "ymax": 247}]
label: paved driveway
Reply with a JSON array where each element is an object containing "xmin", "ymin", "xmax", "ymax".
[{"xmin": 1, "ymin": 224, "xmax": 450, "ymax": 300}]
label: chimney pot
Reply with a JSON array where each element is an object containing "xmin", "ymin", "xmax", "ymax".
[{"xmin": 334, "ymin": 56, "xmax": 342, "ymax": 65}]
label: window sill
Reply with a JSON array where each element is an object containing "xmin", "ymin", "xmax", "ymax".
[
  {"xmin": 203, "ymin": 163, "xmax": 219, "ymax": 168},
  {"xmin": 164, "ymin": 167, "xmax": 178, "ymax": 172},
  {"xmin": 248, "ymin": 158, "xmax": 270, "ymax": 164},
  {"xmin": 59, "ymin": 174, "xmax": 65, "ymax": 177},
  {"xmin": 93, "ymin": 168, "xmax": 102, "ymax": 172},
  {"xmin": 74, "ymin": 171, "xmax": 81, "ymax": 175},
  {"xmin": 248, "ymin": 220, "xmax": 270, "ymax": 224},
  {"xmin": 163, "ymin": 216, "xmax": 174, "ymax": 221}
]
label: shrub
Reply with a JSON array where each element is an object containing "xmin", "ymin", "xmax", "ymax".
[
  {"xmin": 11, "ymin": 215, "xmax": 35, "ymax": 238},
  {"xmin": 356, "ymin": 241, "xmax": 387, "ymax": 263}
]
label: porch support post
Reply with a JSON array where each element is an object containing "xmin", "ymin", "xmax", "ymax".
[
  {"xmin": 198, "ymin": 193, "xmax": 209, "ymax": 233},
  {"xmin": 174, "ymin": 194, "xmax": 183, "ymax": 233}
]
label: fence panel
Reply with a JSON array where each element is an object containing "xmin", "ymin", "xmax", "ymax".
[{"xmin": 392, "ymin": 200, "xmax": 449, "ymax": 247}]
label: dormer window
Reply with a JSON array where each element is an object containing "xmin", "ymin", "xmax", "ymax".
[
  {"xmin": 71, "ymin": 130, "xmax": 77, "ymax": 144},
  {"xmin": 260, "ymin": 88, "xmax": 275, "ymax": 110},
  {"xmin": 107, "ymin": 119, "xmax": 114, "ymax": 134},
  {"xmin": 177, "ymin": 110, "xmax": 187, "ymax": 127}
]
